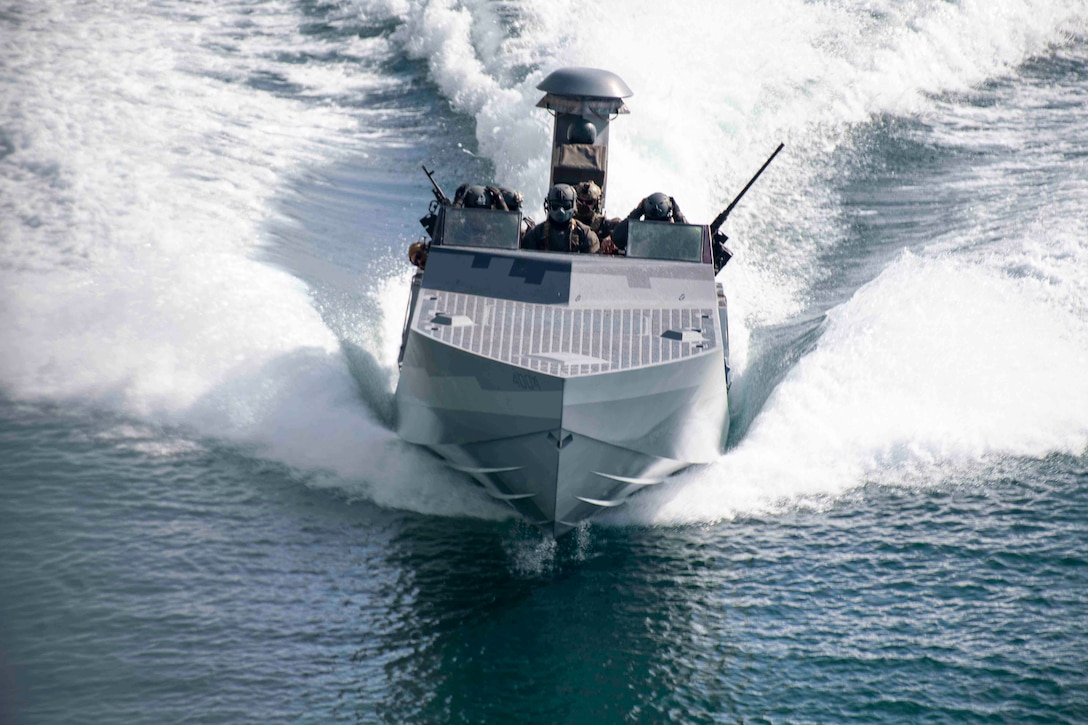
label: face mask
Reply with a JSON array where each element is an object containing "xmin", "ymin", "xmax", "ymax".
[{"xmin": 547, "ymin": 196, "xmax": 574, "ymax": 224}]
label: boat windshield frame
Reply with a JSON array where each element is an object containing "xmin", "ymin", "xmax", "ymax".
[
  {"xmin": 625, "ymin": 220, "xmax": 711, "ymax": 264},
  {"xmin": 435, "ymin": 207, "xmax": 523, "ymax": 251}
]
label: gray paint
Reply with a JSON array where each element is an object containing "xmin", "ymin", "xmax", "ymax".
[
  {"xmin": 395, "ymin": 245, "xmax": 730, "ymax": 536},
  {"xmin": 537, "ymin": 67, "xmax": 633, "ymax": 99}
]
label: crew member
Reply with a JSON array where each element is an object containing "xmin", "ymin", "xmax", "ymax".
[
  {"xmin": 499, "ymin": 186, "xmax": 536, "ymax": 234},
  {"xmin": 609, "ymin": 192, "xmax": 687, "ymax": 252},
  {"xmin": 499, "ymin": 187, "xmax": 524, "ymax": 211},
  {"xmin": 407, "ymin": 240, "xmax": 428, "ymax": 269},
  {"xmin": 452, "ymin": 183, "xmax": 512, "ymax": 210},
  {"xmin": 521, "ymin": 184, "xmax": 599, "ymax": 254},
  {"xmin": 574, "ymin": 181, "xmax": 620, "ymax": 253}
]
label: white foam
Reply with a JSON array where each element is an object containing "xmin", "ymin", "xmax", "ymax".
[
  {"xmin": 0, "ymin": 0, "xmax": 504, "ymax": 520},
  {"xmin": 617, "ymin": 251, "xmax": 1088, "ymax": 526},
  {"xmin": 372, "ymin": 268, "xmax": 418, "ymax": 379}
]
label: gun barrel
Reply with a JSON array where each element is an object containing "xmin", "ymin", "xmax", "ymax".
[
  {"xmin": 422, "ymin": 165, "xmax": 451, "ymax": 206},
  {"xmin": 711, "ymin": 143, "xmax": 784, "ymax": 234}
]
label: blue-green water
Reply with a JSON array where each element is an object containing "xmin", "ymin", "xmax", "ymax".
[
  {"xmin": 3, "ymin": 406, "xmax": 1086, "ymax": 722},
  {"xmin": 2, "ymin": 1, "xmax": 1088, "ymax": 722}
]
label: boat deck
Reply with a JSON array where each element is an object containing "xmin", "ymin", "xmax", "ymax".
[{"xmin": 415, "ymin": 289, "xmax": 718, "ymax": 377}]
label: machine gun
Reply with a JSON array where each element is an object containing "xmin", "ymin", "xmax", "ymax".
[
  {"xmin": 423, "ymin": 165, "xmax": 451, "ymax": 206},
  {"xmin": 419, "ymin": 165, "xmax": 451, "ymax": 238},
  {"xmin": 709, "ymin": 143, "xmax": 784, "ymax": 273},
  {"xmin": 710, "ymin": 143, "xmax": 784, "ymax": 236}
]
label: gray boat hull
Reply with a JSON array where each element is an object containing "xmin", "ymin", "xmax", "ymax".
[{"xmin": 394, "ymin": 247, "xmax": 729, "ymax": 537}]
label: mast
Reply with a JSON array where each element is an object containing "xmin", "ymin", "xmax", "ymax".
[{"xmin": 536, "ymin": 67, "xmax": 632, "ymax": 209}]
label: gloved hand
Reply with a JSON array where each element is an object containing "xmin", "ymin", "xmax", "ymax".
[{"xmin": 669, "ymin": 196, "xmax": 687, "ymax": 223}]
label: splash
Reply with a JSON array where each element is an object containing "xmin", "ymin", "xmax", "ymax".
[
  {"xmin": 0, "ymin": 0, "xmax": 501, "ymax": 519},
  {"xmin": 617, "ymin": 251, "xmax": 1088, "ymax": 526}
]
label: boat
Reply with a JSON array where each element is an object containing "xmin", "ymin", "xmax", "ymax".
[{"xmin": 394, "ymin": 67, "xmax": 734, "ymax": 537}]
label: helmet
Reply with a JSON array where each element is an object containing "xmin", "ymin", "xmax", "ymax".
[
  {"xmin": 545, "ymin": 184, "xmax": 576, "ymax": 224},
  {"xmin": 462, "ymin": 185, "xmax": 489, "ymax": 209},
  {"xmin": 499, "ymin": 187, "xmax": 523, "ymax": 210},
  {"xmin": 642, "ymin": 192, "xmax": 672, "ymax": 221},
  {"xmin": 566, "ymin": 118, "xmax": 597, "ymax": 144},
  {"xmin": 408, "ymin": 241, "xmax": 428, "ymax": 268},
  {"xmin": 575, "ymin": 180, "xmax": 602, "ymax": 217},
  {"xmin": 576, "ymin": 181, "xmax": 602, "ymax": 205}
]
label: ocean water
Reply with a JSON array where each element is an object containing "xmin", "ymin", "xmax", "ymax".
[{"xmin": 2, "ymin": 0, "xmax": 1087, "ymax": 722}]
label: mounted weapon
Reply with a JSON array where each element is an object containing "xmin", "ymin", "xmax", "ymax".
[
  {"xmin": 709, "ymin": 143, "xmax": 784, "ymax": 272},
  {"xmin": 419, "ymin": 165, "xmax": 451, "ymax": 238},
  {"xmin": 710, "ymin": 143, "xmax": 784, "ymax": 236}
]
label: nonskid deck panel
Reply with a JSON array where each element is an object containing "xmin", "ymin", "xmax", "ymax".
[{"xmin": 413, "ymin": 290, "xmax": 718, "ymax": 377}]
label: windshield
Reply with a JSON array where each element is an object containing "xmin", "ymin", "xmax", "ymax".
[
  {"xmin": 625, "ymin": 220, "xmax": 706, "ymax": 263},
  {"xmin": 438, "ymin": 207, "xmax": 522, "ymax": 250}
]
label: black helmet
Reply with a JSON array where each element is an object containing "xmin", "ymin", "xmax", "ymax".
[
  {"xmin": 642, "ymin": 192, "xmax": 672, "ymax": 220},
  {"xmin": 566, "ymin": 118, "xmax": 597, "ymax": 144},
  {"xmin": 463, "ymin": 185, "xmax": 489, "ymax": 209},
  {"xmin": 545, "ymin": 184, "xmax": 576, "ymax": 224},
  {"xmin": 499, "ymin": 187, "xmax": 523, "ymax": 210}
]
